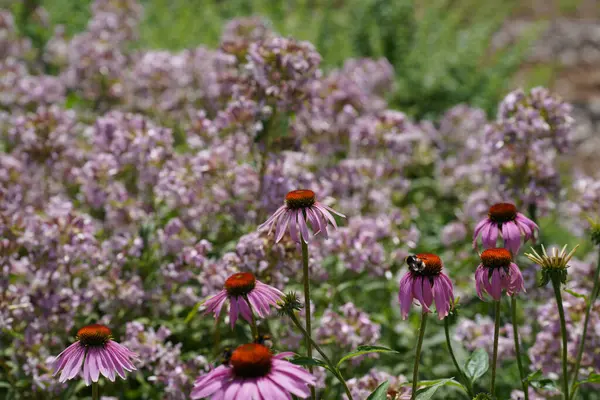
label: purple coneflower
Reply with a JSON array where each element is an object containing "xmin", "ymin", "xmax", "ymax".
[
  {"xmin": 52, "ymin": 324, "xmax": 137, "ymax": 385},
  {"xmin": 473, "ymin": 203, "xmax": 538, "ymax": 253},
  {"xmin": 398, "ymin": 253, "xmax": 454, "ymax": 320},
  {"xmin": 258, "ymin": 189, "xmax": 345, "ymax": 243},
  {"xmin": 191, "ymin": 343, "xmax": 316, "ymax": 399},
  {"xmin": 475, "ymin": 248, "xmax": 525, "ymax": 301},
  {"xmin": 204, "ymin": 272, "xmax": 284, "ymax": 328}
]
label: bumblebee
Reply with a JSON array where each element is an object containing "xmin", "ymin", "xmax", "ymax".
[
  {"xmin": 406, "ymin": 255, "xmax": 425, "ymax": 273},
  {"xmin": 220, "ymin": 347, "xmax": 233, "ymax": 365},
  {"xmin": 254, "ymin": 334, "xmax": 273, "ymax": 348}
]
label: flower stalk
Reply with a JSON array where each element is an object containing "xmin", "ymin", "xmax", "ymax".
[
  {"xmin": 411, "ymin": 311, "xmax": 428, "ymax": 400},
  {"xmin": 511, "ymin": 296, "xmax": 529, "ymax": 400},
  {"xmin": 569, "ymin": 245, "xmax": 600, "ymax": 399},
  {"xmin": 490, "ymin": 300, "xmax": 501, "ymax": 396},
  {"xmin": 92, "ymin": 382, "xmax": 99, "ymax": 400},
  {"xmin": 288, "ymin": 311, "xmax": 354, "ymax": 400},
  {"xmin": 301, "ymin": 240, "xmax": 316, "ymax": 400},
  {"xmin": 444, "ymin": 318, "xmax": 473, "ymax": 397},
  {"xmin": 551, "ymin": 277, "xmax": 570, "ymax": 400}
]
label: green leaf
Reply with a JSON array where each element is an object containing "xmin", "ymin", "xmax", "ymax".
[
  {"xmin": 337, "ymin": 345, "xmax": 400, "ymax": 368},
  {"xmin": 464, "ymin": 348, "xmax": 489, "ymax": 384},
  {"xmin": 414, "ymin": 378, "xmax": 454, "ymax": 400},
  {"xmin": 523, "ymin": 369, "xmax": 558, "ymax": 390},
  {"xmin": 290, "ymin": 357, "xmax": 330, "ymax": 371},
  {"xmin": 564, "ymin": 288, "xmax": 588, "ymax": 300},
  {"xmin": 523, "ymin": 369, "xmax": 542, "ymax": 384},
  {"xmin": 366, "ymin": 380, "xmax": 390, "ymax": 400},
  {"xmin": 573, "ymin": 372, "xmax": 600, "ymax": 390},
  {"xmin": 184, "ymin": 298, "xmax": 208, "ymax": 324}
]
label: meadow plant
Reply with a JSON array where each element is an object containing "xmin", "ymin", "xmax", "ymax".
[{"xmin": 1, "ymin": 1, "xmax": 599, "ymax": 400}]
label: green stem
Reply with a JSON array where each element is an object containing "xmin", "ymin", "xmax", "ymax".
[
  {"xmin": 569, "ymin": 245, "xmax": 600, "ymax": 399},
  {"xmin": 301, "ymin": 240, "xmax": 315, "ymax": 400},
  {"xmin": 411, "ymin": 311, "xmax": 428, "ymax": 400},
  {"xmin": 92, "ymin": 382, "xmax": 99, "ymax": 400},
  {"xmin": 444, "ymin": 318, "xmax": 473, "ymax": 397},
  {"xmin": 243, "ymin": 295, "xmax": 259, "ymax": 340},
  {"xmin": 289, "ymin": 313, "xmax": 354, "ymax": 400},
  {"xmin": 551, "ymin": 278, "xmax": 570, "ymax": 400},
  {"xmin": 511, "ymin": 297, "xmax": 529, "ymax": 400},
  {"xmin": 213, "ymin": 310, "xmax": 222, "ymax": 357},
  {"xmin": 491, "ymin": 300, "xmax": 501, "ymax": 396}
]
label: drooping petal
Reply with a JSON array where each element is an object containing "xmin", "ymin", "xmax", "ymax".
[
  {"xmin": 52, "ymin": 342, "xmax": 81, "ymax": 375},
  {"xmin": 413, "ymin": 276, "xmax": 430, "ymax": 312},
  {"xmin": 433, "ymin": 276, "xmax": 450, "ymax": 319},
  {"xmin": 238, "ymin": 295, "xmax": 254, "ymax": 323},
  {"xmin": 508, "ymin": 262, "xmax": 525, "ymax": 295},
  {"xmin": 313, "ymin": 203, "xmax": 339, "ymax": 229},
  {"xmin": 258, "ymin": 205, "xmax": 287, "ymax": 233},
  {"xmin": 288, "ymin": 210, "xmax": 299, "ymax": 243},
  {"xmin": 490, "ymin": 268, "xmax": 502, "ymax": 300},
  {"xmin": 398, "ymin": 272, "xmax": 414, "ymax": 319},
  {"xmin": 502, "ymin": 222, "xmax": 521, "ymax": 254},
  {"xmin": 275, "ymin": 210, "xmax": 292, "ymax": 243},
  {"xmin": 204, "ymin": 290, "xmax": 229, "ymax": 317},
  {"xmin": 61, "ymin": 345, "xmax": 85, "ymax": 382},
  {"xmin": 483, "ymin": 223, "xmax": 499, "ymax": 249},
  {"xmin": 473, "ymin": 218, "xmax": 489, "ymax": 240},
  {"xmin": 297, "ymin": 210, "xmax": 310, "ymax": 243},
  {"xmin": 475, "ymin": 266, "xmax": 486, "ymax": 300},
  {"xmin": 422, "ymin": 277, "xmax": 433, "ymax": 309}
]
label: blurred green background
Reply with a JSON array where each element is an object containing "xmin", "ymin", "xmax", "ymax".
[{"xmin": 5, "ymin": 0, "xmax": 597, "ymax": 120}]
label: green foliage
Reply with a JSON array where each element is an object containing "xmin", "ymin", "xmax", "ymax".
[
  {"xmin": 464, "ymin": 348, "xmax": 489, "ymax": 384},
  {"xmin": 366, "ymin": 380, "xmax": 390, "ymax": 400},
  {"xmin": 337, "ymin": 345, "xmax": 400, "ymax": 368},
  {"xmin": 413, "ymin": 378, "xmax": 459, "ymax": 399},
  {"xmin": 351, "ymin": 0, "xmax": 543, "ymax": 119}
]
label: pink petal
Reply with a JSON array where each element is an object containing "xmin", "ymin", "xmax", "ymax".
[{"xmin": 490, "ymin": 268, "xmax": 502, "ymax": 300}]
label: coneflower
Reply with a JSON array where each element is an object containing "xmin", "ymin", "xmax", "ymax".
[
  {"xmin": 474, "ymin": 248, "xmax": 525, "ymax": 397},
  {"xmin": 204, "ymin": 272, "xmax": 283, "ymax": 334},
  {"xmin": 191, "ymin": 343, "xmax": 316, "ymax": 399},
  {"xmin": 475, "ymin": 248, "xmax": 525, "ymax": 301},
  {"xmin": 52, "ymin": 324, "xmax": 137, "ymax": 399},
  {"xmin": 258, "ymin": 189, "xmax": 345, "ymax": 244},
  {"xmin": 473, "ymin": 203, "xmax": 538, "ymax": 253},
  {"xmin": 258, "ymin": 189, "xmax": 345, "ymax": 400},
  {"xmin": 398, "ymin": 253, "xmax": 455, "ymax": 400}
]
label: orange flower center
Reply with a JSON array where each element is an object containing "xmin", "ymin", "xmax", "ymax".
[
  {"xmin": 76, "ymin": 324, "xmax": 112, "ymax": 347},
  {"xmin": 230, "ymin": 343, "xmax": 273, "ymax": 378},
  {"xmin": 224, "ymin": 272, "xmax": 256, "ymax": 296},
  {"xmin": 285, "ymin": 189, "xmax": 316, "ymax": 209},
  {"xmin": 480, "ymin": 248, "xmax": 512, "ymax": 269},
  {"xmin": 488, "ymin": 203, "xmax": 517, "ymax": 223},
  {"xmin": 407, "ymin": 253, "xmax": 443, "ymax": 276}
]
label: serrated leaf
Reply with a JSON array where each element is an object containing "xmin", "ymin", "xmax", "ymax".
[
  {"xmin": 564, "ymin": 288, "xmax": 588, "ymax": 300},
  {"xmin": 414, "ymin": 378, "xmax": 453, "ymax": 400},
  {"xmin": 337, "ymin": 345, "xmax": 399, "ymax": 368},
  {"xmin": 290, "ymin": 357, "xmax": 330, "ymax": 371},
  {"xmin": 464, "ymin": 348, "xmax": 489, "ymax": 384},
  {"xmin": 366, "ymin": 380, "xmax": 390, "ymax": 400}
]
